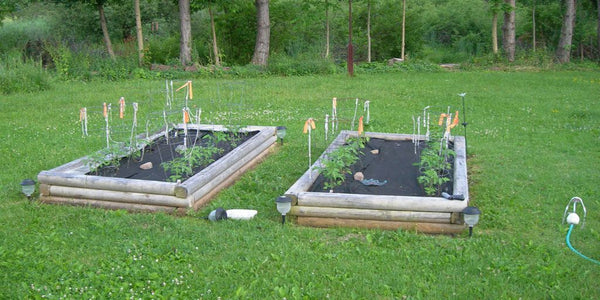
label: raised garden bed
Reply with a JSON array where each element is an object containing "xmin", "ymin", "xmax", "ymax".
[
  {"xmin": 284, "ymin": 130, "xmax": 469, "ymax": 234},
  {"xmin": 38, "ymin": 124, "xmax": 277, "ymax": 213}
]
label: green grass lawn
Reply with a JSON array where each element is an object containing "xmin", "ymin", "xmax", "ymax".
[{"xmin": 1, "ymin": 71, "xmax": 599, "ymax": 298}]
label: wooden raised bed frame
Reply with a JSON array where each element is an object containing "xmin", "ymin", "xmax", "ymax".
[
  {"xmin": 38, "ymin": 124, "xmax": 277, "ymax": 213},
  {"xmin": 284, "ymin": 131, "xmax": 469, "ymax": 234}
]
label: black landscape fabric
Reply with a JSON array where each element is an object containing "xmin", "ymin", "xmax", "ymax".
[{"xmin": 310, "ymin": 138, "xmax": 454, "ymax": 196}]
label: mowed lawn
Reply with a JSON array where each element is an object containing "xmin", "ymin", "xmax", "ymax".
[{"xmin": 1, "ymin": 70, "xmax": 599, "ymax": 298}]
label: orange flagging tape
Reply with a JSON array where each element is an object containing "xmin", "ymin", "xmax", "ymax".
[
  {"xmin": 303, "ymin": 118, "xmax": 316, "ymax": 133},
  {"xmin": 358, "ymin": 116, "xmax": 364, "ymax": 135}
]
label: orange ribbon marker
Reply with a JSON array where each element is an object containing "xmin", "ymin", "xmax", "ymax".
[
  {"xmin": 119, "ymin": 97, "xmax": 125, "ymax": 119},
  {"xmin": 176, "ymin": 81, "xmax": 193, "ymax": 99},
  {"xmin": 103, "ymin": 102, "xmax": 107, "ymax": 118},
  {"xmin": 184, "ymin": 109, "xmax": 190, "ymax": 123},
  {"xmin": 438, "ymin": 113, "xmax": 448, "ymax": 126},
  {"xmin": 450, "ymin": 111, "xmax": 459, "ymax": 129},
  {"xmin": 303, "ymin": 118, "xmax": 316, "ymax": 134},
  {"xmin": 358, "ymin": 116, "xmax": 364, "ymax": 136}
]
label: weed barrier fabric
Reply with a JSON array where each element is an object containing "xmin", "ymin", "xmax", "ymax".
[
  {"xmin": 309, "ymin": 138, "xmax": 454, "ymax": 196},
  {"xmin": 92, "ymin": 129, "xmax": 258, "ymax": 182}
]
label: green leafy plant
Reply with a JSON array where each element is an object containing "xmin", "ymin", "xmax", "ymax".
[
  {"xmin": 84, "ymin": 143, "xmax": 132, "ymax": 175},
  {"xmin": 162, "ymin": 137, "xmax": 224, "ymax": 182},
  {"xmin": 317, "ymin": 137, "xmax": 367, "ymax": 191},
  {"xmin": 414, "ymin": 138, "xmax": 455, "ymax": 196}
]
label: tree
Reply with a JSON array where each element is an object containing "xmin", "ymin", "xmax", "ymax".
[
  {"xmin": 325, "ymin": 0, "xmax": 331, "ymax": 58},
  {"xmin": 179, "ymin": 0, "xmax": 192, "ymax": 66},
  {"xmin": 488, "ymin": 0, "xmax": 503, "ymax": 54},
  {"xmin": 208, "ymin": 5, "xmax": 220, "ymax": 66},
  {"xmin": 596, "ymin": 0, "xmax": 600, "ymax": 55},
  {"xmin": 501, "ymin": 0, "xmax": 515, "ymax": 61},
  {"xmin": 251, "ymin": 0, "xmax": 270, "ymax": 66},
  {"xmin": 367, "ymin": 0, "xmax": 371, "ymax": 62},
  {"xmin": 134, "ymin": 0, "xmax": 144, "ymax": 66},
  {"xmin": 401, "ymin": 0, "xmax": 406, "ymax": 60},
  {"xmin": 556, "ymin": 0, "xmax": 576, "ymax": 63}
]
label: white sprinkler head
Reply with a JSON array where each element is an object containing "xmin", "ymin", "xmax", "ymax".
[{"xmin": 566, "ymin": 213, "xmax": 580, "ymax": 225}]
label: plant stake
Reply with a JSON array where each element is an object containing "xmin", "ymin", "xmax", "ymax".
[
  {"xmin": 129, "ymin": 102, "xmax": 139, "ymax": 148},
  {"xmin": 325, "ymin": 114, "xmax": 329, "ymax": 141},
  {"xmin": 332, "ymin": 97, "xmax": 337, "ymax": 133},
  {"xmin": 103, "ymin": 102, "xmax": 111, "ymax": 148},
  {"xmin": 363, "ymin": 101, "xmax": 370, "ymax": 125},
  {"xmin": 80, "ymin": 107, "xmax": 88, "ymax": 136},
  {"xmin": 303, "ymin": 118, "xmax": 316, "ymax": 179},
  {"xmin": 119, "ymin": 97, "xmax": 125, "ymax": 119},
  {"xmin": 458, "ymin": 93, "xmax": 468, "ymax": 154},
  {"xmin": 351, "ymin": 98, "xmax": 359, "ymax": 130}
]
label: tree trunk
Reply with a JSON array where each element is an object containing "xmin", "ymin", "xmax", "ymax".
[
  {"xmin": 97, "ymin": 3, "xmax": 115, "ymax": 60},
  {"xmin": 347, "ymin": 0, "xmax": 353, "ymax": 76},
  {"xmin": 179, "ymin": 0, "xmax": 192, "ymax": 66},
  {"xmin": 597, "ymin": 0, "xmax": 599, "ymax": 56},
  {"xmin": 209, "ymin": 6, "xmax": 220, "ymax": 66},
  {"xmin": 492, "ymin": 12, "xmax": 498, "ymax": 54},
  {"xmin": 367, "ymin": 0, "xmax": 371, "ymax": 63},
  {"xmin": 251, "ymin": 0, "xmax": 270, "ymax": 66},
  {"xmin": 134, "ymin": 0, "xmax": 144, "ymax": 66},
  {"xmin": 556, "ymin": 0, "xmax": 576, "ymax": 63},
  {"xmin": 532, "ymin": 0, "xmax": 536, "ymax": 52},
  {"xmin": 325, "ymin": 0, "xmax": 330, "ymax": 58},
  {"xmin": 501, "ymin": 0, "xmax": 515, "ymax": 62},
  {"xmin": 401, "ymin": 0, "xmax": 406, "ymax": 60}
]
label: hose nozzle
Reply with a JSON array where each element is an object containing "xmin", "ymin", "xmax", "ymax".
[{"xmin": 562, "ymin": 197, "xmax": 587, "ymax": 228}]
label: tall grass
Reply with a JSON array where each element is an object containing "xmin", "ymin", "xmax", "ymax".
[
  {"xmin": 0, "ymin": 51, "xmax": 51, "ymax": 95},
  {"xmin": 1, "ymin": 71, "xmax": 599, "ymax": 298}
]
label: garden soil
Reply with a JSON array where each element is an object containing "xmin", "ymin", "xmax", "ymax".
[
  {"xmin": 309, "ymin": 138, "xmax": 454, "ymax": 196},
  {"xmin": 92, "ymin": 129, "xmax": 257, "ymax": 182}
]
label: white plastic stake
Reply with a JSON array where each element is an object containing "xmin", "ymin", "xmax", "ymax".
[
  {"xmin": 325, "ymin": 114, "xmax": 329, "ymax": 141},
  {"xmin": 363, "ymin": 101, "xmax": 370, "ymax": 124},
  {"xmin": 351, "ymin": 98, "xmax": 359, "ymax": 130}
]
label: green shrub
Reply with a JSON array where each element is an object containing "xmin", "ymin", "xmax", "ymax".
[
  {"xmin": 146, "ymin": 35, "xmax": 180, "ymax": 65},
  {"xmin": 0, "ymin": 18, "xmax": 52, "ymax": 55},
  {"xmin": 267, "ymin": 53, "xmax": 339, "ymax": 76},
  {"xmin": 0, "ymin": 51, "xmax": 51, "ymax": 95},
  {"xmin": 355, "ymin": 60, "xmax": 442, "ymax": 73}
]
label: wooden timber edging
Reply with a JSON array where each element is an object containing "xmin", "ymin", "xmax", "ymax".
[
  {"xmin": 284, "ymin": 131, "xmax": 470, "ymax": 234},
  {"xmin": 38, "ymin": 124, "xmax": 277, "ymax": 212},
  {"xmin": 175, "ymin": 126, "xmax": 276, "ymax": 198},
  {"xmin": 297, "ymin": 217, "xmax": 465, "ymax": 234}
]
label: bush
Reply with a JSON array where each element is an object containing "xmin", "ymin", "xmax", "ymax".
[
  {"xmin": 267, "ymin": 53, "xmax": 339, "ymax": 76},
  {"xmin": 0, "ymin": 51, "xmax": 51, "ymax": 95},
  {"xmin": 0, "ymin": 18, "xmax": 52, "ymax": 55},
  {"xmin": 355, "ymin": 60, "xmax": 442, "ymax": 73}
]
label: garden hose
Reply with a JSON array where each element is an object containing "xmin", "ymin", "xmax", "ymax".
[
  {"xmin": 563, "ymin": 197, "xmax": 599, "ymax": 265},
  {"xmin": 566, "ymin": 224, "xmax": 600, "ymax": 265}
]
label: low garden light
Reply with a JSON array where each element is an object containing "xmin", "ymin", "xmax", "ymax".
[
  {"xmin": 275, "ymin": 195, "xmax": 292, "ymax": 225},
  {"xmin": 276, "ymin": 126, "xmax": 287, "ymax": 145},
  {"xmin": 20, "ymin": 179, "xmax": 36, "ymax": 200},
  {"xmin": 462, "ymin": 206, "xmax": 481, "ymax": 237}
]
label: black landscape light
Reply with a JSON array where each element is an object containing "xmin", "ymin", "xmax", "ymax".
[
  {"xmin": 20, "ymin": 179, "xmax": 36, "ymax": 200},
  {"xmin": 275, "ymin": 195, "xmax": 292, "ymax": 225},
  {"xmin": 462, "ymin": 206, "xmax": 481, "ymax": 237},
  {"xmin": 208, "ymin": 207, "xmax": 228, "ymax": 221},
  {"xmin": 276, "ymin": 126, "xmax": 287, "ymax": 145}
]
